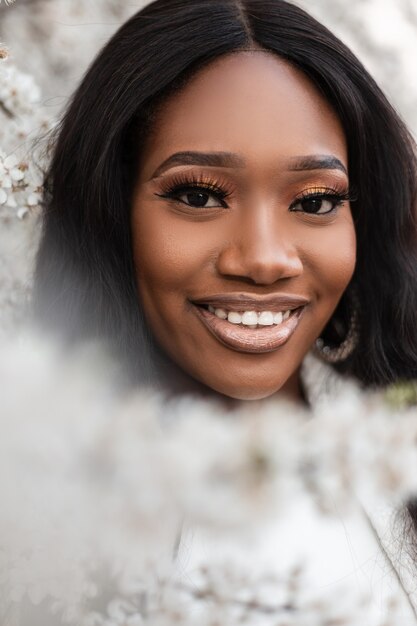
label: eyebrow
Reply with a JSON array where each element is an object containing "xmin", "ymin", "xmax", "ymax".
[
  {"xmin": 150, "ymin": 151, "xmax": 245, "ymax": 179},
  {"xmin": 149, "ymin": 151, "xmax": 347, "ymax": 179},
  {"xmin": 288, "ymin": 155, "xmax": 348, "ymax": 175}
]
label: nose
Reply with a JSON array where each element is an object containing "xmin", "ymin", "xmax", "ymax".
[{"xmin": 216, "ymin": 206, "xmax": 303, "ymax": 285}]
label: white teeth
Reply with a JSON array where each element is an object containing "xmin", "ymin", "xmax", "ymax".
[
  {"xmin": 241, "ymin": 311, "xmax": 259, "ymax": 326},
  {"xmin": 273, "ymin": 312, "xmax": 283, "ymax": 324},
  {"xmin": 208, "ymin": 305, "xmax": 228, "ymax": 319},
  {"xmin": 258, "ymin": 311, "xmax": 274, "ymax": 326},
  {"xmin": 205, "ymin": 305, "xmax": 294, "ymax": 325},
  {"xmin": 214, "ymin": 307, "xmax": 228, "ymax": 319},
  {"xmin": 227, "ymin": 311, "xmax": 242, "ymax": 324}
]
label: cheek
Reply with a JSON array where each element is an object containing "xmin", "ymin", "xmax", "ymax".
[
  {"xmin": 131, "ymin": 203, "xmax": 212, "ymax": 302},
  {"xmin": 303, "ymin": 215, "xmax": 357, "ymax": 298}
]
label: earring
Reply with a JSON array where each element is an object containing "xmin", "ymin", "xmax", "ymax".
[{"xmin": 313, "ymin": 288, "xmax": 360, "ymax": 364}]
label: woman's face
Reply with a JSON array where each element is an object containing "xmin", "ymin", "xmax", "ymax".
[{"xmin": 131, "ymin": 51, "xmax": 356, "ymax": 402}]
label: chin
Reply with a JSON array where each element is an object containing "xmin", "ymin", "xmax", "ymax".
[
  {"xmin": 227, "ymin": 390, "xmax": 283, "ymax": 402},
  {"xmin": 207, "ymin": 380, "xmax": 288, "ymax": 402}
]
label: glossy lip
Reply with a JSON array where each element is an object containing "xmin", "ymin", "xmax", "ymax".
[
  {"xmin": 192, "ymin": 292, "xmax": 309, "ymax": 313},
  {"xmin": 192, "ymin": 303, "xmax": 306, "ymax": 354}
]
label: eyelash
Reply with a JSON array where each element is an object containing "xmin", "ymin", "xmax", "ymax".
[
  {"xmin": 289, "ymin": 186, "xmax": 355, "ymax": 215},
  {"xmin": 155, "ymin": 173, "xmax": 232, "ymax": 209},
  {"xmin": 155, "ymin": 175, "xmax": 355, "ymax": 215}
]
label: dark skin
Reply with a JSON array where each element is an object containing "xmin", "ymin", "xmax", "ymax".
[{"xmin": 131, "ymin": 52, "xmax": 356, "ymax": 407}]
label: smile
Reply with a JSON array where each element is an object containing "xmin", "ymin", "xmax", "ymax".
[
  {"xmin": 192, "ymin": 303, "xmax": 306, "ymax": 354},
  {"xmin": 207, "ymin": 305, "xmax": 292, "ymax": 326}
]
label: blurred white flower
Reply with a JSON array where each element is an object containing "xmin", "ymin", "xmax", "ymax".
[
  {"xmin": 0, "ymin": 53, "xmax": 50, "ymax": 332},
  {"xmin": 0, "ymin": 63, "xmax": 41, "ymax": 117},
  {"xmin": 0, "ymin": 54, "xmax": 50, "ymax": 220},
  {"xmin": 0, "ymin": 330, "xmax": 416, "ymax": 624}
]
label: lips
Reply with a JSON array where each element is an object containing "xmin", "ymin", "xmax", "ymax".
[
  {"xmin": 192, "ymin": 292, "xmax": 309, "ymax": 313},
  {"xmin": 192, "ymin": 301, "xmax": 307, "ymax": 354}
]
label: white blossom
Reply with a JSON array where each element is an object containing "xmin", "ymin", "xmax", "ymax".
[
  {"xmin": 0, "ymin": 330, "xmax": 416, "ymax": 624},
  {"xmin": 0, "ymin": 52, "xmax": 50, "ymax": 332}
]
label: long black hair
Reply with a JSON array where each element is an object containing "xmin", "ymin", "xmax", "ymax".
[{"xmin": 32, "ymin": 0, "xmax": 417, "ymax": 390}]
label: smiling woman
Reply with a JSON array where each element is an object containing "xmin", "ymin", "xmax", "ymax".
[
  {"xmin": 131, "ymin": 52, "xmax": 356, "ymax": 402},
  {"xmin": 32, "ymin": 0, "xmax": 417, "ymax": 403},
  {"xmin": 28, "ymin": 0, "xmax": 417, "ymax": 618}
]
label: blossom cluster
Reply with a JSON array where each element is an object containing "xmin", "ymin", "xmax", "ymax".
[
  {"xmin": 0, "ymin": 331, "xmax": 417, "ymax": 625},
  {"xmin": 0, "ymin": 150, "xmax": 41, "ymax": 218},
  {"xmin": 0, "ymin": 49, "xmax": 49, "ymax": 220},
  {"xmin": 0, "ymin": 48, "xmax": 50, "ymax": 332}
]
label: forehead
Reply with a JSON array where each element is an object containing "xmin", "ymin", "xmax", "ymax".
[{"xmin": 139, "ymin": 51, "xmax": 347, "ymax": 178}]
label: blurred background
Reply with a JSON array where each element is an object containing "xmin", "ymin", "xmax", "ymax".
[{"xmin": 1, "ymin": 0, "xmax": 416, "ymax": 137}]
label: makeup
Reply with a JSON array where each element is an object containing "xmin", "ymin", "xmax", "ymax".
[
  {"xmin": 156, "ymin": 175, "xmax": 353, "ymax": 216},
  {"xmin": 131, "ymin": 52, "xmax": 356, "ymax": 401},
  {"xmin": 193, "ymin": 303, "xmax": 306, "ymax": 353}
]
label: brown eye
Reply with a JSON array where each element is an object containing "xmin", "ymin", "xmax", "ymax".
[
  {"xmin": 290, "ymin": 193, "xmax": 347, "ymax": 215},
  {"xmin": 156, "ymin": 184, "xmax": 229, "ymax": 209},
  {"xmin": 298, "ymin": 197, "xmax": 336, "ymax": 214},
  {"xmin": 178, "ymin": 189, "xmax": 224, "ymax": 208}
]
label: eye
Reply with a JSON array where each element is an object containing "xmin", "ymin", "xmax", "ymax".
[
  {"xmin": 155, "ymin": 180, "xmax": 230, "ymax": 209},
  {"xmin": 289, "ymin": 190, "xmax": 351, "ymax": 215},
  {"xmin": 175, "ymin": 186, "xmax": 227, "ymax": 208}
]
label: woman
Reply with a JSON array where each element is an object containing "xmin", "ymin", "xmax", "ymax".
[
  {"xmin": 32, "ymin": 0, "xmax": 417, "ymax": 400},
  {"xmin": 32, "ymin": 0, "xmax": 417, "ymax": 618}
]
